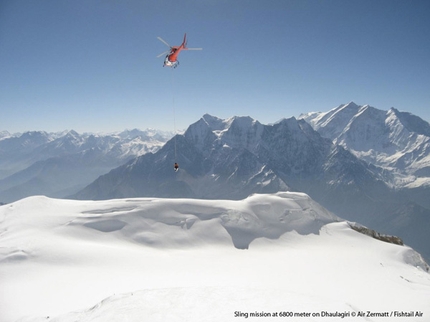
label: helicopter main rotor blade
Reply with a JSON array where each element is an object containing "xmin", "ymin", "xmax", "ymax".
[
  {"xmin": 156, "ymin": 50, "xmax": 170, "ymax": 58},
  {"xmin": 157, "ymin": 37, "xmax": 171, "ymax": 48},
  {"xmin": 185, "ymin": 48, "xmax": 203, "ymax": 51}
]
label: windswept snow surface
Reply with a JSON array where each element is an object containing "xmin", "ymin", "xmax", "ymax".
[{"xmin": 1, "ymin": 193, "xmax": 429, "ymax": 322}]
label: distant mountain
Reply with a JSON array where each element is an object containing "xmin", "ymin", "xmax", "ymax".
[
  {"xmin": 299, "ymin": 102, "xmax": 430, "ymax": 185},
  {"xmin": 72, "ymin": 113, "xmax": 430, "ymax": 262},
  {"xmin": 0, "ymin": 129, "xmax": 172, "ymax": 203},
  {"xmin": 0, "ymin": 131, "xmax": 11, "ymax": 139},
  {"xmin": 299, "ymin": 103, "xmax": 430, "ymax": 261},
  {"xmin": 0, "ymin": 131, "xmax": 52, "ymax": 179},
  {"xmin": 299, "ymin": 102, "xmax": 430, "ymax": 209}
]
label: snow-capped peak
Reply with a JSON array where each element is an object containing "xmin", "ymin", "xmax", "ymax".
[
  {"xmin": 185, "ymin": 114, "xmax": 264, "ymax": 151},
  {"xmin": 201, "ymin": 113, "xmax": 226, "ymax": 131},
  {"xmin": 299, "ymin": 102, "xmax": 361, "ymax": 138},
  {"xmin": 388, "ymin": 107, "xmax": 430, "ymax": 137},
  {"xmin": 0, "ymin": 131, "xmax": 11, "ymax": 140},
  {"xmin": 300, "ymin": 103, "xmax": 430, "ymax": 188}
]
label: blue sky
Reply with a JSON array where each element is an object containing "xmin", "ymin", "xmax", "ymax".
[{"xmin": 1, "ymin": 0, "xmax": 429, "ymax": 133}]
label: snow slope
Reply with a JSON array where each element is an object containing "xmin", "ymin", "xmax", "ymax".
[{"xmin": 0, "ymin": 194, "xmax": 429, "ymax": 322}]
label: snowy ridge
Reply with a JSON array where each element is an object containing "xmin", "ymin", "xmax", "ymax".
[
  {"xmin": 299, "ymin": 102, "xmax": 430, "ymax": 188},
  {"xmin": 1, "ymin": 194, "xmax": 429, "ymax": 321},
  {"xmin": 0, "ymin": 192, "xmax": 339, "ymax": 252}
]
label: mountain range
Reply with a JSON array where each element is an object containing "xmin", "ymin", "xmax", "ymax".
[
  {"xmin": 299, "ymin": 102, "xmax": 430, "ymax": 213},
  {"xmin": 299, "ymin": 102, "xmax": 430, "ymax": 186},
  {"xmin": 71, "ymin": 106, "xmax": 430, "ymax": 262},
  {"xmin": 0, "ymin": 129, "xmax": 172, "ymax": 203},
  {"xmin": 2, "ymin": 103, "xmax": 429, "ymax": 261}
]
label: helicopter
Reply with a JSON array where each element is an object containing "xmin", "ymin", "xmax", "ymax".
[{"xmin": 157, "ymin": 33, "xmax": 202, "ymax": 68}]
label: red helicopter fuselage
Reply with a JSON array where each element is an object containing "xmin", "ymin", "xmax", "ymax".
[
  {"xmin": 164, "ymin": 46, "xmax": 183, "ymax": 67},
  {"xmin": 158, "ymin": 33, "xmax": 201, "ymax": 68},
  {"xmin": 164, "ymin": 34, "xmax": 187, "ymax": 67}
]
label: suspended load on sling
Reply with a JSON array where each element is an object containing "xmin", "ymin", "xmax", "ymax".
[{"xmin": 157, "ymin": 34, "xmax": 202, "ymax": 171}]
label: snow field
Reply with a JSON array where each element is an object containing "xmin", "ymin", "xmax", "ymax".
[{"xmin": 1, "ymin": 193, "xmax": 429, "ymax": 322}]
